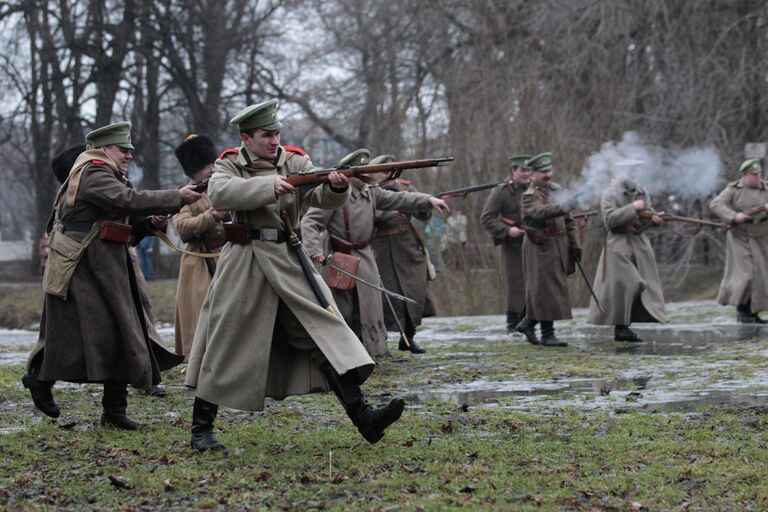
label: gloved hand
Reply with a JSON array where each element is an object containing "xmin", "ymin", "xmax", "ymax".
[{"xmin": 570, "ymin": 247, "xmax": 582, "ymax": 263}]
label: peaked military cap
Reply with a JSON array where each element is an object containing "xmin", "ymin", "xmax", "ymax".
[
  {"xmin": 527, "ymin": 152, "xmax": 552, "ymax": 171},
  {"xmin": 175, "ymin": 134, "xmax": 218, "ymax": 177},
  {"xmin": 85, "ymin": 121, "xmax": 134, "ymax": 149},
  {"xmin": 509, "ymin": 155, "xmax": 532, "ymax": 168},
  {"xmin": 230, "ymin": 99, "xmax": 283, "ymax": 131},
  {"xmin": 339, "ymin": 148, "xmax": 371, "ymax": 166},
  {"xmin": 369, "ymin": 154, "xmax": 395, "ymax": 165},
  {"xmin": 739, "ymin": 158, "xmax": 762, "ymax": 174},
  {"xmin": 51, "ymin": 144, "xmax": 86, "ymax": 184}
]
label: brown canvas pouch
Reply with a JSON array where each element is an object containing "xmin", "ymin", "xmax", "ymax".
[
  {"xmin": 43, "ymin": 223, "xmax": 101, "ymax": 300},
  {"xmin": 325, "ymin": 251, "xmax": 359, "ymax": 290},
  {"xmin": 223, "ymin": 223, "xmax": 252, "ymax": 244},
  {"xmin": 99, "ymin": 220, "xmax": 132, "ymax": 244}
]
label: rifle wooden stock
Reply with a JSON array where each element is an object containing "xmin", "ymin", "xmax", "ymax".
[
  {"xmin": 637, "ymin": 210, "xmax": 729, "ymax": 230},
  {"xmin": 435, "ymin": 182, "xmax": 500, "ymax": 199},
  {"xmin": 740, "ymin": 204, "xmax": 768, "ymax": 223},
  {"xmin": 499, "ymin": 215, "xmax": 548, "ymax": 244},
  {"xmin": 571, "ymin": 210, "xmax": 599, "ymax": 220},
  {"xmin": 284, "ymin": 157, "xmax": 453, "ymax": 187}
]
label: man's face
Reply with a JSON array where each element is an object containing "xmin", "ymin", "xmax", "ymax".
[
  {"xmin": 101, "ymin": 145, "xmax": 132, "ymax": 174},
  {"xmin": 743, "ymin": 171, "xmax": 762, "ymax": 188},
  {"xmin": 242, "ymin": 129, "xmax": 281, "ymax": 160},
  {"xmin": 191, "ymin": 163, "xmax": 215, "ymax": 182},
  {"xmin": 531, "ymin": 168, "xmax": 553, "ymax": 186},
  {"xmin": 511, "ymin": 166, "xmax": 532, "ymax": 185}
]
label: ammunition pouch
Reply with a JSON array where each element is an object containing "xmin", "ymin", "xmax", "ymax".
[
  {"xmin": 99, "ymin": 220, "xmax": 132, "ymax": 244},
  {"xmin": 325, "ymin": 252, "xmax": 359, "ymax": 290}
]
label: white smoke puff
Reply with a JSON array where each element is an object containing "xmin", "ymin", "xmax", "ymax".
[{"xmin": 552, "ymin": 131, "xmax": 725, "ymax": 209}]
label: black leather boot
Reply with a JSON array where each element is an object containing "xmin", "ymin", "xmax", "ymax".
[
  {"xmin": 540, "ymin": 321, "xmax": 567, "ymax": 347},
  {"xmin": 506, "ymin": 312, "xmax": 522, "ymax": 333},
  {"xmin": 614, "ymin": 325, "xmax": 642, "ymax": 342},
  {"xmin": 100, "ymin": 381, "xmax": 141, "ymax": 430},
  {"xmin": 737, "ymin": 305, "xmax": 757, "ymax": 324},
  {"xmin": 515, "ymin": 317, "xmax": 539, "ymax": 345},
  {"xmin": 399, "ymin": 336, "xmax": 426, "ymax": 353},
  {"xmin": 190, "ymin": 397, "xmax": 226, "ymax": 452},
  {"xmin": 21, "ymin": 366, "xmax": 60, "ymax": 418},
  {"xmin": 321, "ymin": 363, "xmax": 404, "ymax": 444}
]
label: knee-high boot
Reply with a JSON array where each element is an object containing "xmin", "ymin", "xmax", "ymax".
[
  {"xmin": 320, "ymin": 363, "xmax": 405, "ymax": 444},
  {"xmin": 190, "ymin": 397, "xmax": 226, "ymax": 452},
  {"xmin": 100, "ymin": 381, "xmax": 141, "ymax": 430},
  {"xmin": 21, "ymin": 365, "xmax": 60, "ymax": 418}
]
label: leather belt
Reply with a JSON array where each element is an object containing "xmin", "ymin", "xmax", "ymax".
[
  {"xmin": 375, "ymin": 224, "xmax": 410, "ymax": 237},
  {"xmin": 62, "ymin": 221, "xmax": 94, "ymax": 232},
  {"xmin": 251, "ymin": 228, "xmax": 287, "ymax": 243}
]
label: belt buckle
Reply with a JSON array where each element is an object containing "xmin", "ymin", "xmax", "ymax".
[{"xmin": 261, "ymin": 228, "xmax": 278, "ymax": 241}]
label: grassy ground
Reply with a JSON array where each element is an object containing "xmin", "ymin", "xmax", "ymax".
[{"xmin": 3, "ymin": 331, "xmax": 768, "ymax": 511}]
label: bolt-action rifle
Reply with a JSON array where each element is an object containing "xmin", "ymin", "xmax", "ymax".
[
  {"xmin": 637, "ymin": 210, "xmax": 729, "ymax": 230},
  {"xmin": 499, "ymin": 215, "xmax": 550, "ymax": 245},
  {"xmin": 736, "ymin": 204, "xmax": 768, "ymax": 224},
  {"xmin": 284, "ymin": 157, "xmax": 453, "ymax": 188},
  {"xmin": 435, "ymin": 182, "xmax": 500, "ymax": 199}
]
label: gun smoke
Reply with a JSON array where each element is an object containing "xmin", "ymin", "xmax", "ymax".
[{"xmin": 554, "ymin": 132, "xmax": 725, "ymax": 210}]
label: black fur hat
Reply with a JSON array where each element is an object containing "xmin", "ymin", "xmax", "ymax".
[
  {"xmin": 51, "ymin": 144, "xmax": 86, "ymax": 184},
  {"xmin": 175, "ymin": 134, "xmax": 217, "ymax": 178}
]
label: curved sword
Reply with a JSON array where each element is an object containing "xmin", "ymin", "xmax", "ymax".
[{"xmin": 321, "ymin": 257, "xmax": 417, "ymax": 304}]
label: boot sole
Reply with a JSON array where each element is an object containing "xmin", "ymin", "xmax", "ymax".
[
  {"xmin": 190, "ymin": 440, "xmax": 226, "ymax": 452},
  {"xmin": 21, "ymin": 374, "xmax": 61, "ymax": 418}
]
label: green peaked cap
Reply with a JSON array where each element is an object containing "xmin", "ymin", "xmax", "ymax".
[
  {"xmin": 739, "ymin": 158, "xmax": 762, "ymax": 174},
  {"xmin": 509, "ymin": 155, "xmax": 532, "ymax": 168},
  {"xmin": 230, "ymin": 99, "xmax": 283, "ymax": 131},
  {"xmin": 339, "ymin": 148, "xmax": 371, "ymax": 166},
  {"xmin": 369, "ymin": 154, "xmax": 395, "ymax": 165},
  {"xmin": 86, "ymin": 121, "xmax": 134, "ymax": 149},
  {"xmin": 527, "ymin": 152, "xmax": 552, "ymax": 171}
]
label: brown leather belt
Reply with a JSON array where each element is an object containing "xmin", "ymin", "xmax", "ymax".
[
  {"xmin": 374, "ymin": 224, "xmax": 410, "ymax": 237},
  {"xmin": 330, "ymin": 234, "xmax": 370, "ymax": 254}
]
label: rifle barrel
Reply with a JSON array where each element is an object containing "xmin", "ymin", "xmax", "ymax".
[{"xmin": 285, "ymin": 157, "xmax": 453, "ymax": 187}]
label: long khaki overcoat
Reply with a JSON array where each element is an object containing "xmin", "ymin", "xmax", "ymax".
[
  {"xmin": 710, "ymin": 178, "xmax": 768, "ymax": 311},
  {"xmin": 481, "ymin": 181, "xmax": 526, "ymax": 314},
  {"xmin": 185, "ymin": 146, "xmax": 375, "ymax": 412},
  {"xmin": 587, "ymin": 181, "xmax": 668, "ymax": 325},
  {"xmin": 302, "ymin": 183, "xmax": 432, "ymax": 357},
  {"xmin": 32, "ymin": 150, "xmax": 184, "ymax": 388},
  {"xmin": 371, "ymin": 181, "xmax": 435, "ymax": 332},
  {"xmin": 520, "ymin": 182, "xmax": 580, "ymax": 321},
  {"xmin": 173, "ymin": 191, "xmax": 226, "ymax": 359}
]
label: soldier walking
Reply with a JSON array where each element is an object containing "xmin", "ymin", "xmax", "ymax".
[
  {"xmin": 185, "ymin": 103, "xmax": 406, "ymax": 451},
  {"xmin": 710, "ymin": 159, "xmax": 768, "ymax": 323},
  {"xmin": 587, "ymin": 177, "xmax": 668, "ymax": 341},
  {"xmin": 371, "ymin": 155, "xmax": 437, "ymax": 354},
  {"xmin": 516, "ymin": 152, "xmax": 580, "ymax": 347},
  {"xmin": 481, "ymin": 155, "xmax": 532, "ymax": 333},
  {"xmin": 302, "ymin": 149, "xmax": 449, "ymax": 358},
  {"xmin": 23, "ymin": 122, "xmax": 199, "ymax": 427}
]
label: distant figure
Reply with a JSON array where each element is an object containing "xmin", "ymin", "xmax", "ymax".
[
  {"xmin": 136, "ymin": 235, "xmax": 156, "ymax": 279},
  {"xmin": 38, "ymin": 232, "xmax": 49, "ymax": 274},
  {"xmin": 710, "ymin": 158, "xmax": 768, "ymax": 323},
  {"xmin": 441, "ymin": 210, "xmax": 467, "ymax": 270},
  {"xmin": 481, "ymin": 155, "xmax": 532, "ymax": 333}
]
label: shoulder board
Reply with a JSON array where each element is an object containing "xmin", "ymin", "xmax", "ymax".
[
  {"xmin": 396, "ymin": 179, "xmax": 411, "ymax": 184},
  {"xmin": 283, "ymin": 145, "xmax": 307, "ymax": 156},
  {"xmin": 729, "ymin": 180, "xmax": 741, "ymax": 187},
  {"xmin": 218, "ymin": 148, "xmax": 239, "ymax": 159},
  {"xmin": 91, "ymin": 160, "xmax": 106, "ymax": 165}
]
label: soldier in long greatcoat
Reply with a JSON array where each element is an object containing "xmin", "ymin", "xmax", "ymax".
[
  {"xmin": 517, "ymin": 152, "xmax": 580, "ymax": 347},
  {"xmin": 587, "ymin": 178, "xmax": 668, "ymax": 341},
  {"xmin": 22, "ymin": 122, "xmax": 199, "ymax": 428},
  {"xmin": 172, "ymin": 135, "xmax": 228, "ymax": 360},
  {"xmin": 301, "ymin": 149, "xmax": 449, "ymax": 358},
  {"xmin": 185, "ymin": 102, "xmax": 406, "ymax": 451},
  {"xmin": 710, "ymin": 158, "xmax": 768, "ymax": 323},
  {"xmin": 370, "ymin": 155, "xmax": 436, "ymax": 354},
  {"xmin": 481, "ymin": 155, "xmax": 532, "ymax": 332}
]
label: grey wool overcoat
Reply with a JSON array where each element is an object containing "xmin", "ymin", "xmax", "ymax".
[
  {"xmin": 301, "ymin": 183, "xmax": 432, "ymax": 358},
  {"xmin": 587, "ymin": 181, "xmax": 668, "ymax": 325},
  {"xmin": 184, "ymin": 146, "xmax": 375, "ymax": 411},
  {"xmin": 481, "ymin": 181, "xmax": 527, "ymax": 314},
  {"xmin": 520, "ymin": 182, "xmax": 580, "ymax": 321},
  {"xmin": 710, "ymin": 178, "xmax": 768, "ymax": 311},
  {"xmin": 32, "ymin": 150, "xmax": 184, "ymax": 388}
]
